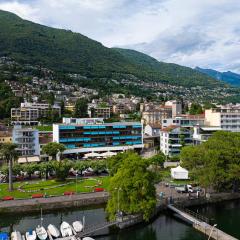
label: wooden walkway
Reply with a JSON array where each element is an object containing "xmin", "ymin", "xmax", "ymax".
[{"xmin": 168, "ymin": 205, "xmax": 238, "ymax": 240}]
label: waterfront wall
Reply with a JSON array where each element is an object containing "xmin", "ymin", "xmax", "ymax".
[
  {"xmin": 175, "ymin": 192, "xmax": 240, "ymax": 208},
  {"xmin": 0, "ymin": 191, "xmax": 240, "ymax": 215},
  {"xmin": 0, "ymin": 192, "xmax": 109, "ymax": 214}
]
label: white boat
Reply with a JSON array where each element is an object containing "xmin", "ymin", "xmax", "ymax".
[
  {"xmin": 82, "ymin": 237, "xmax": 95, "ymax": 240},
  {"xmin": 11, "ymin": 231, "xmax": 22, "ymax": 240},
  {"xmin": 35, "ymin": 226, "xmax": 47, "ymax": 240},
  {"xmin": 47, "ymin": 224, "xmax": 60, "ymax": 238},
  {"xmin": 60, "ymin": 222, "xmax": 73, "ymax": 237},
  {"xmin": 25, "ymin": 230, "xmax": 36, "ymax": 240},
  {"xmin": 72, "ymin": 221, "xmax": 83, "ymax": 233}
]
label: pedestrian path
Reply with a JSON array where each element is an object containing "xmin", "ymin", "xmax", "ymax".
[{"xmin": 168, "ymin": 204, "xmax": 237, "ymax": 240}]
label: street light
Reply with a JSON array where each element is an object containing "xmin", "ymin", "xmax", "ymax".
[
  {"xmin": 115, "ymin": 187, "xmax": 122, "ymax": 217},
  {"xmin": 208, "ymin": 224, "xmax": 217, "ymax": 240},
  {"xmin": 75, "ymin": 173, "xmax": 78, "ymax": 194}
]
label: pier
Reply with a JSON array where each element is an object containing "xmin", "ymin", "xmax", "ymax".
[
  {"xmin": 77, "ymin": 221, "xmax": 117, "ymax": 238},
  {"xmin": 168, "ymin": 204, "xmax": 238, "ymax": 240}
]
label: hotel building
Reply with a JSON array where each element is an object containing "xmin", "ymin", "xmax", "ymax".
[{"xmin": 53, "ymin": 118, "xmax": 144, "ymax": 157}]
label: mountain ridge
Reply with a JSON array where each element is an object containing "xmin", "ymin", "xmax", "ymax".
[
  {"xmin": 195, "ymin": 67, "xmax": 240, "ymax": 87},
  {"xmin": 0, "ymin": 9, "xmax": 226, "ymax": 88}
]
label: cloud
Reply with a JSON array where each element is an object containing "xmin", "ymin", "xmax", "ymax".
[{"xmin": 0, "ymin": 0, "xmax": 240, "ymax": 72}]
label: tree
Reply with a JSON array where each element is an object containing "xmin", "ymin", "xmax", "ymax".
[
  {"xmin": 74, "ymin": 98, "xmax": 88, "ymax": 118},
  {"xmin": 107, "ymin": 152, "xmax": 156, "ymax": 221},
  {"xmin": 23, "ymin": 163, "xmax": 38, "ymax": 179},
  {"xmin": 42, "ymin": 142, "xmax": 66, "ymax": 179},
  {"xmin": 147, "ymin": 153, "xmax": 165, "ymax": 167},
  {"xmin": 107, "ymin": 152, "xmax": 130, "ymax": 176},
  {"xmin": 42, "ymin": 142, "xmax": 66, "ymax": 160},
  {"xmin": 74, "ymin": 160, "xmax": 89, "ymax": 175},
  {"xmin": 12, "ymin": 164, "xmax": 23, "ymax": 176},
  {"xmin": 181, "ymin": 131, "xmax": 240, "ymax": 191},
  {"xmin": 0, "ymin": 143, "xmax": 19, "ymax": 191},
  {"xmin": 51, "ymin": 160, "xmax": 73, "ymax": 181},
  {"xmin": 189, "ymin": 103, "xmax": 203, "ymax": 115}
]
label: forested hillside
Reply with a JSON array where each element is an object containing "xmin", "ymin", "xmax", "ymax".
[{"xmin": 0, "ymin": 10, "xmax": 225, "ymax": 88}]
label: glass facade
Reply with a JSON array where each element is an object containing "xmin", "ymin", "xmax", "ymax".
[{"xmin": 57, "ymin": 123, "xmax": 143, "ymax": 149}]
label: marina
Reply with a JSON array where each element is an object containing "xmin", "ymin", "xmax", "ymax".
[{"xmin": 1, "ymin": 198, "xmax": 240, "ymax": 240}]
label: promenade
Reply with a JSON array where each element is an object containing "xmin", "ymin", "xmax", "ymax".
[{"xmin": 0, "ymin": 191, "xmax": 109, "ymax": 213}]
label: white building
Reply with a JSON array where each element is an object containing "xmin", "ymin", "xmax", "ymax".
[
  {"xmin": 160, "ymin": 126, "xmax": 193, "ymax": 156},
  {"xmin": 193, "ymin": 126, "xmax": 221, "ymax": 145},
  {"xmin": 205, "ymin": 104, "xmax": 240, "ymax": 132},
  {"xmin": 12, "ymin": 126, "xmax": 40, "ymax": 156},
  {"xmin": 11, "ymin": 102, "xmax": 61, "ymax": 125},
  {"xmin": 144, "ymin": 124, "xmax": 161, "ymax": 136},
  {"xmin": 162, "ymin": 114, "xmax": 205, "ymax": 129}
]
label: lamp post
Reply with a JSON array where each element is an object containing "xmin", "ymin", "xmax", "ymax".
[
  {"xmin": 75, "ymin": 173, "xmax": 78, "ymax": 194},
  {"xmin": 115, "ymin": 187, "xmax": 122, "ymax": 219},
  {"xmin": 208, "ymin": 224, "xmax": 217, "ymax": 240}
]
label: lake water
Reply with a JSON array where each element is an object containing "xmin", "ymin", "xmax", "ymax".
[{"xmin": 0, "ymin": 200, "xmax": 239, "ymax": 240}]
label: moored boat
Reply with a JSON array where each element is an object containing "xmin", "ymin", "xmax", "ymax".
[
  {"xmin": 72, "ymin": 221, "xmax": 83, "ymax": 233},
  {"xmin": 35, "ymin": 226, "xmax": 47, "ymax": 240},
  {"xmin": 0, "ymin": 233, "xmax": 9, "ymax": 240},
  {"xmin": 47, "ymin": 224, "xmax": 60, "ymax": 238},
  {"xmin": 60, "ymin": 222, "xmax": 73, "ymax": 237},
  {"xmin": 11, "ymin": 231, "xmax": 22, "ymax": 240},
  {"xmin": 25, "ymin": 230, "xmax": 36, "ymax": 240}
]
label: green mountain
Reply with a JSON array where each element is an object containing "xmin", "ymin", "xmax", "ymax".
[
  {"xmin": 0, "ymin": 10, "xmax": 225, "ymax": 88},
  {"xmin": 195, "ymin": 67, "xmax": 240, "ymax": 87}
]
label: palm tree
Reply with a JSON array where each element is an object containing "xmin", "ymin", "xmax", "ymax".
[{"xmin": 0, "ymin": 143, "xmax": 19, "ymax": 191}]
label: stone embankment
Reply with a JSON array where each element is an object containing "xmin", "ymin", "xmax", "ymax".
[{"xmin": 0, "ymin": 192, "xmax": 109, "ymax": 213}]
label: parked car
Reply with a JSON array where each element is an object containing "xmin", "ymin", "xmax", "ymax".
[{"xmin": 187, "ymin": 184, "xmax": 194, "ymax": 193}]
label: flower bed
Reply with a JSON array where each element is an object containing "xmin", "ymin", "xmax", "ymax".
[
  {"xmin": 2, "ymin": 196, "xmax": 14, "ymax": 201},
  {"xmin": 18, "ymin": 181, "xmax": 74, "ymax": 193},
  {"xmin": 32, "ymin": 193, "xmax": 44, "ymax": 198}
]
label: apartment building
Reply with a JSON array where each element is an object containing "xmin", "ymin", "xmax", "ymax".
[
  {"xmin": 193, "ymin": 126, "xmax": 221, "ymax": 145},
  {"xmin": 12, "ymin": 126, "xmax": 40, "ymax": 156},
  {"xmin": 162, "ymin": 114, "xmax": 205, "ymax": 129},
  {"xmin": 160, "ymin": 126, "xmax": 193, "ymax": 156},
  {"xmin": 205, "ymin": 104, "xmax": 240, "ymax": 132},
  {"xmin": 165, "ymin": 100, "xmax": 182, "ymax": 117},
  {"xmin": 53, "ymin": 118, "xmax": 143, "ymax": 158},
  {"xmin": 89, "ymin": 107, "xmax": 111, "ymax": 119},
  {"xmin": 142, "ymin": 106, "xmax": 172, "ymax": 125},
  {"xmin": 144, "ymin": 124, "xmax": 161, "ymax": 136},
  {"xmin": 11, "ymin": 102, "xmax": 61, "ymax": 125}
]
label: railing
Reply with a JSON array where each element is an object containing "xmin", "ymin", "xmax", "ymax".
[{"xmin": 173, "ymin": 203, "xmax": 210, "ymax": 223}]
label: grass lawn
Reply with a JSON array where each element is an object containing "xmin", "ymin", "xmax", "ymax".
[
  {"xmin": 35, "ymin": 125, "xmax": 53, "ymax": 131},
  {"xmin": 0, "ymin": 176, "xmax": 110, "ymax": 199}
]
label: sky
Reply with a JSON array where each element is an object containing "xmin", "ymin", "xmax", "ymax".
[{"xmin": 0, "ymin": 0, "xmax": 240, "ymax": 72}]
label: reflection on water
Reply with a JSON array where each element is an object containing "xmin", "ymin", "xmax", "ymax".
[
  {"xmin": 0, "ymin": 206, "xmax": 108, "ymax": 235},
  {"xmin": 192, "ymin": 199, "xmax": 240, "ymax": 239},
  {"xmin": 0, "ymin": 206, "xmax": 205, "ymax": 240},
  {"xmin": 2, "ymin": 200, "xmax": 240, "ymax": 240}
]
